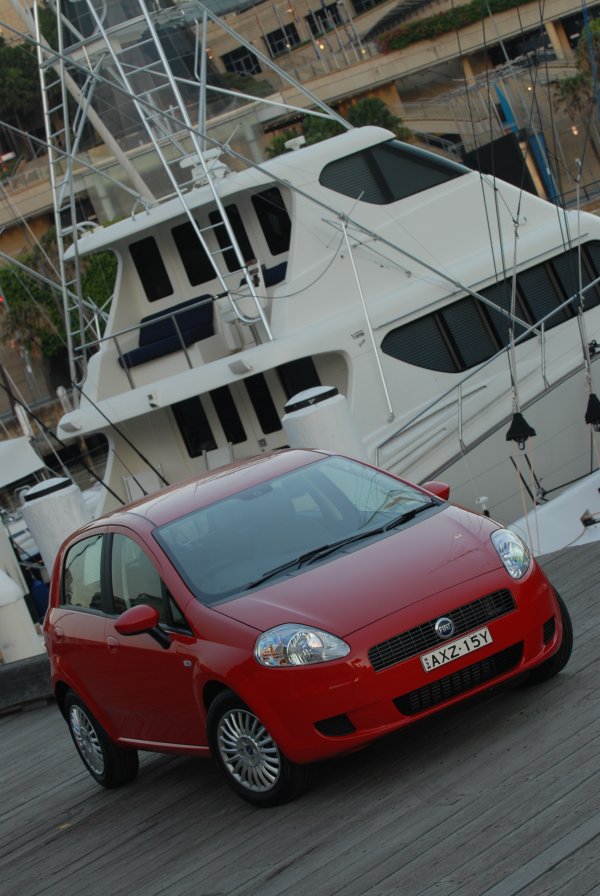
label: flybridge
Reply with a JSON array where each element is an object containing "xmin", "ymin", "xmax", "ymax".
[{"xmin": 5, "ymin": 0, "xmax": 598, "ymax": 546}]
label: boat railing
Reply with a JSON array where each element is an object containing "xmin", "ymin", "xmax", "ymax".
[
  {"xmin": 375, "ymin": 279, "xmax": 600, "ymax": 466},
  {"xmin": 78, "ymin": 294, "xmax": 219, "ymax": 390}
]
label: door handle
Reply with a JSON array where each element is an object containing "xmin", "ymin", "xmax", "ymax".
[{"xmin": 106, "ymin": 636, "xmax": 119, "ymax": 653}]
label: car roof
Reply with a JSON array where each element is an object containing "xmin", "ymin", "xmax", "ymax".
[{"xmin": 83, "ymin": 448, "xmax": 329, "ymax": 531}]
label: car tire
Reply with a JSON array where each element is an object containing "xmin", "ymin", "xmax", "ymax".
[
  {"xmin": 527, "ymin": 591, "xmax": 573, "ymax": 684},
  {"xmin": 207, "ymin": 690, "xmax": 310, "ymax": 807},
  {"xmin": 65, "ymin": 691, "xmax": 139, "ymax": 788}
]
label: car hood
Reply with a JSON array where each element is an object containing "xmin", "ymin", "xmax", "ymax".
[{"xmin": 214, "ymin": 506, "xmax": 504, "ymax": 636}]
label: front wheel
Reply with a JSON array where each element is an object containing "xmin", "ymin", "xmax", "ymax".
[
  {"xmin": 528, "ymin": 591, "xmax": 573, "ymax": 684},
  {"xmin": 65, "ymin": 691, "xmax": 139, "ymax": 789},
  {"xmin": 207, "ymin": 691, "xmax": 310, "ymax": 807}
]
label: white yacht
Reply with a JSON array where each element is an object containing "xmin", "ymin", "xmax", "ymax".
[{"xmin": 34, "ymin": 0, "xmax": 600, "ymax": 528}]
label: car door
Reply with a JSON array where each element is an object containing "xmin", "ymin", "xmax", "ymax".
[
  {"xmin": 49, "ymin": 533, "xmax": 109, "ymax": 707},
  {"xmin": 97, "ymin": 530, "xmax": 205, "ymax": 748}
]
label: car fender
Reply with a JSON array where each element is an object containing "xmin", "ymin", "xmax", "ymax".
[{"xmin": 52, "ymin": 657, "xmax": 121, "ymax": 740}]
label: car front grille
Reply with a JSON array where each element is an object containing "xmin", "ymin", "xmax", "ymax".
[
  {"xmin": 393, "ymin": 643, "xmax": 523, "ymax": 716},
  {"xmin": 368, "ymin": 589, "xmax": 516, "ymax": 672}
]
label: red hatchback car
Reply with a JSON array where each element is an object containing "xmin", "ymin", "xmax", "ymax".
[{"xmin": 44, "ymin": 449, "xmax": 572, "ymax": 806}]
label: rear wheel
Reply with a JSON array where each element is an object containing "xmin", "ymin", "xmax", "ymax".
[
  {"xmin": 528, "ymin": 592, "xmax": 573, "ymax": 684},
  {"xmin": 207, "ymin": 690, "xmax": 310, "ymax": 807},
  {"xmin": 65, "ymin": 691, "xmax": 139, "ymax": 788}
]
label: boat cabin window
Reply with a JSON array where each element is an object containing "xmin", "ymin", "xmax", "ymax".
[
  {"xmin": 208, "ymin": 205, "xmax": 255, "ymax": 272},
  {"xmin": 172, "ymin": 387, "xmax": 248, "ymax": 457},
  {"xmin": 382, "ymin": 242, "xmax": 600, "ymax": 372},
  {"xmin": 129, "ymin": 236, "xmax": 173, "ymax": 301},
  {"xmin": 478, "ymin": 280, "xmax": 529, "ymax": 348},
  {"xmin": 210, "ymin": 386, "xmax": 247, "ymax": 445},
  {"xmin": 172, "ymin": 397, "xmax": 217, "ymax": 456},
  {"xmin": 319, "ymin": 140, "xmax": 468, "ymax": 205},
  {"xmin": 244, "ymin": 374, "xmax": 283, "ymax": 434},
  {"xmin": 552, "ymin": 252, "xmax": 600, "ymax": 310},
  {"xmin": 172, "ymin": 221, "xmax": 217, "ymax": 286},
  {"xmin": 251, "ymin": 188, "xmax": 291, "ymax": 256}
]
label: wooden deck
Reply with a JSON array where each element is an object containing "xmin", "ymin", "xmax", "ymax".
[{"xmin": 2, "ymin": 543, "xmax": 600, "ymax": 896}]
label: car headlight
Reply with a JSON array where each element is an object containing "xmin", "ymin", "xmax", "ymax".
[
  {"xmin": 491, "ymin": 528, "xmax": 531, "ymax": 579},
  {"xmin": 255, "ymin": 624, "xmax": 350, "ymax": 667}
]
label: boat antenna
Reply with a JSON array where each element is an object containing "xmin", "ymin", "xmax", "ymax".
[{"xmin": 70, "ymin": 382, "xmax": 170, "ymax": 488}]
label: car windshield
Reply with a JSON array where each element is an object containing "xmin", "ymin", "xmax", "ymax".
[{"xmin": 154, "ymin": 455, "xmax": 439, "ymax": 604}]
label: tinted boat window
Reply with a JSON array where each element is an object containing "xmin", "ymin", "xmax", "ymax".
[
  {"xmin": 382, "ymin": 315, "xmax": 456, "ymax": 373},
  {"xmin": 518, "ymin": 265, "xmax": 570, "ymax": 327},
  {"xmin": 381, "ymin": 241, "xmax": 600, "ymax": 372},
  {"xmin": 210, "ymin": 386, "xmax": 247, "ymax": 445},
  {"xmin": 441, "ymin": 298, "xmax": 496, "ymax": 368},
  {"xmin": 208, "ymin": 204, "xmax": 255, "ymax": 272},
  {"xmin": 129, "ymin": 236, "xmax": 173, "ymax": 301},
  {"xmin": 251, "ymin": 188, "xmax": 291, "ymax": 256},
  {"xmin": 320, "ymin": 140, "xmax": 467, "ymax": 204},
  {"xmin": 243, "ymin": 373, "xmax": 282, "ymax": 433},
  {"xmin": 482, "ymin": 280, "xmax": 529, "ymax": 346},
  {"xmin": 172, "ymin": 396, "xmax": 217, "ymax": 456},
  {"xmin": 171, "ymin": 221, "xmax": 216, "ymax": 286},
  {"xmin": 551, "ymin": 249, "xmax": 600, "ymax": 309}
]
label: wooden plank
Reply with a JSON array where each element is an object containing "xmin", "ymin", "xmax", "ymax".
[{"xmin": 1, "ymin": 543, "xmax": 599, "ymax": 896}]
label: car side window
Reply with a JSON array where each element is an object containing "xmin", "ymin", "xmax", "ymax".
[
  {"xmin": 111, "ymin": 534, "xmax": 165, "ymax": 620},
  {"xmin": 110, "ymin": 534, "xmax": 190, "ymax": 631},
  {"xmin": 61, "ymin": 535, "xmax": 104, "ymax": 611}
]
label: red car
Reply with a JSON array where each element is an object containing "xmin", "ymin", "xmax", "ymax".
[{"xmin": 44, "ymin": 449, "xmax": 572, "ymax": 806}]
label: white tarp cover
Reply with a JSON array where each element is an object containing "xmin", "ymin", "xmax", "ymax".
[{"xmin": 0, "ymin": 438, "xmax": 45, "ymax": 489}]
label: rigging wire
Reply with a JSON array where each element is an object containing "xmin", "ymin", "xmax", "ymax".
[
  {"xmin": 70, "ymin": 381, "xmax": 170, "ymax": 489},
  {"xmin": 449, "ymin": 0, "xmax": 506, "ymax": 287},
  {"xmin": 0, "ymin": 377, "xmax": 124, "ymax": 505},
  {"xmin": 3, "ymin": 0, "xmax": 600, "ymax": 515}
]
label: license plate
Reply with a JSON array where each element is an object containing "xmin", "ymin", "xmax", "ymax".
[{"xmin": 420, "ymin": 626, "xmax": 493, "ymax": 673}]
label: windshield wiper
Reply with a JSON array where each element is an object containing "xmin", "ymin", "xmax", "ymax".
[
  {"xmin": 245, "ymin": 500, "xmax": 438, "ymax": 589},
  {"xmin": 382, "ymin": 499, "xmax": 438, "ymax": 530}
]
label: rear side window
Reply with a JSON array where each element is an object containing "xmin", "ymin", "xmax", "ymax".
[{"xmin": 61, "ymin": 535, "xmax": 104, "ymax": 610}]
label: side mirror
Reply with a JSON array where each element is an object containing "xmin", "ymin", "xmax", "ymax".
[
  {"xmin": 421, "ymin": 480, "xmax": 451, "ymax": 501},
  {"xmin": 115, "ymin": 604, "xmax": 171, "ymax": 649}
]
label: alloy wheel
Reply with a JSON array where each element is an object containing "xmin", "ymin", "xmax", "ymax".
[
  {"xmin": 70, "ymin": 705, "xmax": 105, "ymax": 776},
  {"xmin": 217, "ymin": 708, "xmax": 281, "ymax": 792}
]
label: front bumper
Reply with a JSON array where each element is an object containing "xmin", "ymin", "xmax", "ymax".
[{"xmin": 236, "ymin": 562, "xmax": 562, "ymax": 764}]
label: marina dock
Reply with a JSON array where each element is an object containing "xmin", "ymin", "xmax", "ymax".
[{"xmin": 2, "ymin": 541, "xmax": 599, "ymax": 896}]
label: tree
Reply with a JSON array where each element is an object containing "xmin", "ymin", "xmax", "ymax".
[
  {"xmin": 0, "ymin": 230, "xmax": 117, "ymax": 389},
  {"xmin": 267, "ymin": 97, "xmax": 411, "ymax": 157},
  {"xmin": 265, "ymin": 129, "xmax": 301, "ymax": 158},
  {"xmin": 554, "ymin": 21, "xmax": 600, "ymax": 166},
  {"xmin": 0, "ymin": 3, "xmax": 58, "ymax": 159},
  {"xmin": 346, "ymin": 97, "xmax": 411, "ymax": 142},
  {"xmin": 302, "ymin": 115, "xmax": 346, "ymax": 146},
  {"xmin": 0, "ymin": 38, "xmax": 42, "ymax": 157}
]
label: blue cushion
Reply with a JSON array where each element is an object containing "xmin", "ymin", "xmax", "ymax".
[{"xmin": 119, "ymin": 296, "xmax": 214, "ymax": 369}]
